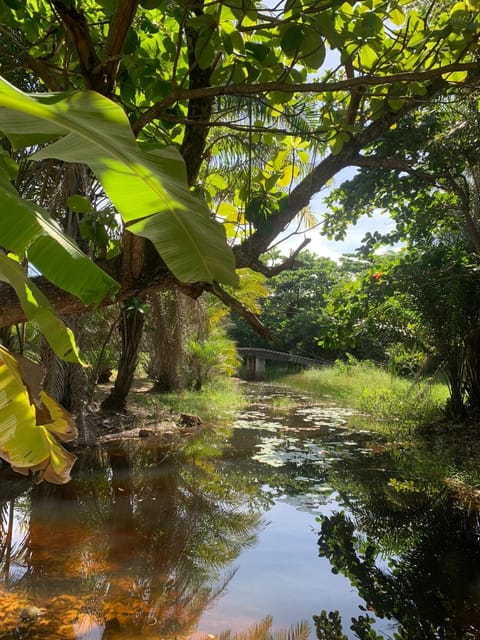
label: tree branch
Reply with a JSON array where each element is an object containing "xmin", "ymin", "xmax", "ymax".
[
  {"xmin": 101, "ymin": 0, "xmax": 139, "ymax": 96},
  {"xmin": 179, "ymin": 3, "xmax": 217, "ymax": 185},
  {"xmin": 49, "ymin": 0, "xmax": 105, "ymax": 92},
  {"xmin": 234, "ymin": 81, "xmax": 446, "ymax": 264},
  {"xmin": 0, "ymin": 254, "xmax": 203, "ymax": 329},
  {"xmin": 132, "ymin": 62, "xmax": 478, "ymax": 134},
  {"xmin": 25, "ymin": 56, "xmax": 65, "ymax": 91},
  {"xmin": 246, "ymin": 238, "xmax": 311, "ymax": 277},
  {"xmin": 206, "ymin": 283, "xmax": 280, "ymax": 343},
  {"xmin": 351, "ymin": 154, "xmax": 442, "ymax": 186}
]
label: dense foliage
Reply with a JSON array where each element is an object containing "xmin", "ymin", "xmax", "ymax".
[
  {"xmin": 230, "ymin": 251, "xmax": 340, "ymax": 359},
  {"xmin": 324, "ymin": 96, "xmax": 480, "ymax": 416},
  {"xmin": 0, "ymin": 0, "xmax": 479, "ymax": 338},
  {"xmin": 0, "ymin": 0, "xmax": 479, "ymax": 475}
]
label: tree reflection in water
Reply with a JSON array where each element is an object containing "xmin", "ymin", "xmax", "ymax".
[
  {"xmin": 317, "ymin": 457, "xmax": 480, "ymax": 639},
  {"xmin": 0, "ymin": 438, "xmax": 263, "ymax": 639}
]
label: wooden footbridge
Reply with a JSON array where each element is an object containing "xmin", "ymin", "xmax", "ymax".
[{"xmin": 237, "ymin": 347, "xmax": 328, "ymax": 380}]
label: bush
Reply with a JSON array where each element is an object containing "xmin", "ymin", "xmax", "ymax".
[
  {"xmin": 183, "ymin": 332, "xmax": 240, "ymax": 391},
  {"xmin": 386, "ymin": 344, "xmax": 426, "ymax": 377},
  {"xmin": 279, "ymin": 360, "xmax": 448, "ymax": 433}
]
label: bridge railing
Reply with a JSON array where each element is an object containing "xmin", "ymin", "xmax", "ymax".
[{"xmin": 236, "ymin": 347, "xmax": 328, "ymax": 379}]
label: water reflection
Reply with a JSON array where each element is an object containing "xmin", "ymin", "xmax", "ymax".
[
  {"xmin": 206, "ymin": 383, "xmax": 480, "ymax": 639},
  {"xmin": 1, "ymin": 383, "xmax": 480, "ymax": 639},
  {"xmin": 0, "ymin": 441, "xmax": 263, "ymax": 639},
  {"xmin": 318, "ymin": 447, "xmax": 480, "ymax": 639}
]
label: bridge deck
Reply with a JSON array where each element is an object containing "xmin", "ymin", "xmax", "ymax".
[{"xmin": 237, "ymin": 347, "xmax": 327, "ymax": 367}]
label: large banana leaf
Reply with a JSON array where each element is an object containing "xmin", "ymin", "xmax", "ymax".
[
  {"xmin": 0, "ymin": 163, "xmax": 119, "ymax": 306},
  {"xmin": 0, "ymin": 346, "xmax": 77, "ymax": 484},
  {"xmin": 0, "ymin": 77, "xmax": 238, "ymax": 287},
  {"xmin": 0, "ymin": 254, "xmax": 83, "ymax": 363},
  {"xmin": 128, "ymin": 147, "xmax": 236, "ymax": 283}
]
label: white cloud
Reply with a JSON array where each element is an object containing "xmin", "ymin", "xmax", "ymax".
[
  {"xmin": 306, "ymin": 210, "xmax": 397, "ymax": 260},
  {"xmin": 277, "ymin": 166, "xmax": 398, "ymax": 261}
]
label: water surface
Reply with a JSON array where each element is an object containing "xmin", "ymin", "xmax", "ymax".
[{"xmin": 1, "ymin": 382, "xmax": 480, "ymax": 639}]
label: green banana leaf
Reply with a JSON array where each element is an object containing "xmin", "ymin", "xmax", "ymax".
[
  {"xmin": 0, "ymin": 346, "xmax": 77, "ymax": 484},
  {"xmin": 0, "ymin": 254, "xmax": 83, "ymax": 363},
  {"xmin": 0, "ymin": 77, "xmax": 238, "ymax": 287},
  {"xmin": 0, "ymin": 166, "xmax": 119, "ymax": 306}
]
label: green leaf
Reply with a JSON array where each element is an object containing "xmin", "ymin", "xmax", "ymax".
[
  {"xmin": 280, "ymin": 24, "xmax": 304, "ymax": 56},
  {"xmin": 195, "ymin": 38, "xmax": 216, "ymax": 69},
  {"xmin": 0, "ymin": 346, "xmax": 77, "ymax": 483},
  {"xmin": 387, "ymin": 97, "xmax": 406, "ymax": 111},
  {"xmin": 0, "ymin": 170, "xmax": 118, "ymax": 305},
  {"xmin": 66, "ymin": 194, "xmax": 94, "ymax": 213},
  {"xmin": 0, "ymin": 148, "xmax": 18, "ymax": 179},
  {"xmin": 245, "ymin": 42, "xmax": 271, "ymax": 63},
  {"xmin": 128, "ymin": 196, "xmax": 237, "ymax": 286},
  {"xmin": 0, "ymin": 77, "xmax": 238, "ymax": 286},
  {"xmin": 442, "ymin": 70, "xmax": 468, "ymax": 82},
  {"xmin": 0, "ymin": 254, "xmax": 84, "ymax": 363},
  {"xmin": 206, "ymin": 172, "xmax": 228, "ymax": 190},
  {"xmin": 389, "ymin": 8, "xmax": 405, "ymax": 25},
  {"xmin": 330, "ymin": 131, "xmax": 349, "ymax": 155},
  {"xmin": 358, "ymin": 44, "xmax": 378, "ymax": 69},
  {"xmin": 301, "ymin": 31, "xmax": 326, "ymax": 69},
  {"xmin": 361, "ymin": 12, "xmax": 383, "ymax": 36}
]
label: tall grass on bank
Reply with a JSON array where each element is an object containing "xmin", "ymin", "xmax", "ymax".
[{"xmin": 279, "ymin": 360, "xmax": 449, "ymax": 433}]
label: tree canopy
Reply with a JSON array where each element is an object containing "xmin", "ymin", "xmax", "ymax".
[
  {"xmin": 0, "ymin": 0, "xmax": 479, "ymax": 478},
  {"xmin": 0, "ymin": 0, "xmax": 478, "ymax": 340}
]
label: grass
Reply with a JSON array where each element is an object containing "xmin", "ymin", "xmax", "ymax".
[
  {"xmin": 124, "ymin": 376, "xmax": 247, "ymax": 426},
  {"xmin": 278, "ymin": 361, "xmax": 449, "ymax": 435}
]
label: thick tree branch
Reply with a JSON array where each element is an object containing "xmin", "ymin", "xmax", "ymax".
[
  {"xmin": 49, "ymin": 0, "xmax": 104, "ymax": 92},
  {"xmin": 0, "ymin": 256, "xmax": 280, "ymax": 342},
  {"xmin": 25, "ymin": 56, "xmax": 65, "ymax": 91},
  {"xmin": 351, "ymin": 155, "xmax": 442, "ymax": 186},
  {"xmin": 179, "ymin": 3, "xmax": 216, "ymax": 185},
  {"xmin": 234, "ymin": 81, "xmax": 446, "ymax": 265},
  {"xmin": 206, "ymin": 283, "xmax": 280, "ymax": 343},
  {"xmin": 132, "ymin": 62, "xmax": 478, "ymax": 134},
  {"xmin": 344, "ymin": 58, "xmax": 363, "ymax": 127},
  {"xmin": 102, "ymin": 0, "xmax": 139, "ymax": 96},
  {"xmin": 0, "ymin": 253, "xmax": 204, "ymax": 330},
  {"xmin": 246, "ymin": 238, "xmax": 311, "ymax": 277}
]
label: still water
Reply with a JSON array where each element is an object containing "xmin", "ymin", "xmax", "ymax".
[{"xmin": 1, "ymin": 382, "xmax": 480, "ymax": 639}]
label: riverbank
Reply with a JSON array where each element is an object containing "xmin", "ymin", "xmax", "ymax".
[
  {"xmin": 274, "ymin": 364, "xmax": 480, "ymax": 494},
  {"xmin": 93, "ymin": 376, "xmax": 247, "ymax": 440},
  {"xmin": 275, "ymin": 361, "xmax": 449, "ymax": 436},
  {"xmin": 94, "ymin": 364, "xmax": 449, "ymax": 440}
]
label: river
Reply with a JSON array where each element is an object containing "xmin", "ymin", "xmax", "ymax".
[{"xmin": 0, "ymin": 382, "xmax": 479, "ymax": 639}]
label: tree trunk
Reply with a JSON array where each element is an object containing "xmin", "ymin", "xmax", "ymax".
[
  {"xmin": 101, "ymin": 299, "xmax": 146, "ymax": 411},
  {"xmin": 443, "ymin": 345, "xmax": 467, "ymax": 420},
  {"xmin": 0, "ymin": 326, "xmax": 14, "ymax": 350},
  {"xmin": 463, "ymin": 327, "xmax": 480, "ymax": 414},
  {"xmin": 41, "ymin": 315, "xmax": 98, "ymax": 446},
  {"xmin": 147, "ymin": 290, "xmax": 187, "ymax": 393}
]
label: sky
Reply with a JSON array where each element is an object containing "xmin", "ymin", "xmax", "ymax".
[
  {"xmin": 302, "ymin": 207, "xmax": 395, "ymax": 261},
  {"xmin": 278, "ymin": 168, "xmax": 397, "ymax": 262}
]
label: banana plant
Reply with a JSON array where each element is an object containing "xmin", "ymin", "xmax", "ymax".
[
  {"xmin": 0, "ymin": 346, "xmax": 77, "ymax": 484},
  {"xmin": 0, "ymin": 75, "xmax": 238, "ymax": 365},
  {"xmin": 0, "ymin": 77, "xmax": 238, "ymax": 288}
]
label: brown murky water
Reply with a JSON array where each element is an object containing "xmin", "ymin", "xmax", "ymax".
[{"xmin": 1, "ymin": 383, "xmax": 480, "ymax": 639}]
